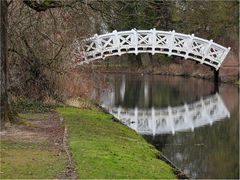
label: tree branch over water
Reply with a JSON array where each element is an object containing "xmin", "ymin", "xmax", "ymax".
[
  {"xmin": 23, "ymin": 0, "xmax": 64, "ymax": 12},
  {"xmin": 22, "ymin": 0, "xmax": 103, "ymax": 12}
]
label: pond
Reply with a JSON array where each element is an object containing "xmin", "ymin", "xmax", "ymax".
[{"xmin": 99, "ymin": 73, "xmax": 239, "ymax": 179}]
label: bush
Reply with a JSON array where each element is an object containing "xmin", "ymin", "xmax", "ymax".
[{"xmin": 13, "ymin": 99, "xmax": 63, "ymax": 113}]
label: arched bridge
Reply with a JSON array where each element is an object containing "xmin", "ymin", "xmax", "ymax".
[
  {"xmin": 73, "ymin": 29, "xmax": 230, "ymax": 70},
  {"xmin": 101, "ymin": 93, "xmax": 230, "ymax": 135}
]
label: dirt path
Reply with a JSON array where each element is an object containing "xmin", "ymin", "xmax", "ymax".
[{"xmin": 0, "ymin": 112, "xmax": 77, "ymax": 179}]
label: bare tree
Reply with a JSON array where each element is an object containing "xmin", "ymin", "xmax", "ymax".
[{"xmin": 1, "ymin": 0, "xmax": 18, "ymax": 129}]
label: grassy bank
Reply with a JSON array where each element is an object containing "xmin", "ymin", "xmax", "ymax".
[
  {"xmin": 58, "ymin": 107, "xmax": 176, "ymax": 179},
  {"xmin": 1, "ymin": 99, "xmax": 176, "ymax": 179}
]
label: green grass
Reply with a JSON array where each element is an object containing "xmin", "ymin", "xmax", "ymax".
[
  {"xmin": 0, "ymin": 140, "xmax": 66, "ymax": 179},
  {"xmin": 58, "ymin": 107, "xmax": 176, "ymax": 179}
]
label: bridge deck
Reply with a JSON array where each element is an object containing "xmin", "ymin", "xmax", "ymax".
[{"xmin": 72, "ymin": 29, "xmax": 230, "ymax": 70}]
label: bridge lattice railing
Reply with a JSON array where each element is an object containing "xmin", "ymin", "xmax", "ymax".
[{"xmin": 73, "ymin": 29, "xmax": 230, "ymax": 70}]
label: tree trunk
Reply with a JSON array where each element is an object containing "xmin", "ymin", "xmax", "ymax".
[{"xmin": 1, "ymin": 0, "xmax": 17, "ymax": 129}]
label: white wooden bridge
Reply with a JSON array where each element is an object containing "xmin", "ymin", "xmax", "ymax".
[
  {"xmin": 101, "ymin": 93, "xmax": 230, "ymax": 135},
  {"xmin": 72, "ymin": 29, "xmax": 230, "ymax": 70}
]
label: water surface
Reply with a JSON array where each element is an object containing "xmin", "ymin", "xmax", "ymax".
[{"xmin": 99, "ymin": 74, "xmax": 239, "ymax": 179}]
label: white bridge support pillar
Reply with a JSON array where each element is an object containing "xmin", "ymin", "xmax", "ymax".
[
  {"xmin": 201, "ymin": 39, "xmax": 213, "ymax": 64},
  {"xmin": 168, "ymin": 30, "xmax": 175, "ymax": 57},
  {"xmin": 216, "ymin": 47, "xmax": 231, "ymax": 70},
  {"xmin": 132, "ymin": 29, "xmax": 138, "ymax": 55},
  {"xmin": 184, "ymin": 34, "xmax": 194, "ymax": 59},
  {"xmin": 113, "ymin": 30, "xmax": 121, "ymax": 56},
  {"xmin": 95, "ymin": 34, "xmax": 102, "ymax": 59},
  {"xmin": 151, "ymin": 28, "xmax": 157, "ymax": 55}
]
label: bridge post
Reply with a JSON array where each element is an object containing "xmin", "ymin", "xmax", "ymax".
[
  {"xmin": 168, "ymin": 30, "xmax": 175, "ymax": 57},
  {"xmin": 216, "ymin": 47, "xmax": 231, "ymax": 70},
  {"xmin": 131, "ymin": 29, "xmax": 138, "ymax": 55},
  {"xmin": 214, "ymin": 69, "xmax": 220, "ymax": 93},
  {"xmin": 214, "ymin": 69, "xmax": 219, "ymax": 84},
  {"xmin": 151, "ymin": 28, "xmax": 156, "ymax": 55},
  {"xmin": 113, "ymin": 30, "xmax": 121, "ymax": 56},
  {"xmin": 184, "ymin": 34, "xmax": 194, "ymax": 59},
  {"xmin": 201, "ymin": 39, "xmax": 213, "ymax": 64},
  {"xmin": 94, "ymin": 34, "xmax": 103, "ymax": 59}
]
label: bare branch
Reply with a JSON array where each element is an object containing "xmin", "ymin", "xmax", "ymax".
[{"xmin": 23, "ymin": 0, "xmax": 64, "ymax": 12}]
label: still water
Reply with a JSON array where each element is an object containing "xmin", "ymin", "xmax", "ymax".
[{"xmin": 99, "ymin": 73, "xmax": 239, "ymax": 179}]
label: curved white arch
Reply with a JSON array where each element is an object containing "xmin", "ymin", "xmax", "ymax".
[
  {"xmin": 101, "ymin": 93, "xmax": 230, "ymax": 135},
  {"xmin": 73, "ymin": 29, "xmax": 231, "ymax": 70}
]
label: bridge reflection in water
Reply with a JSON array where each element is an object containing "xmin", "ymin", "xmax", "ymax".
[
  {"xmin": 98, "ymin": 74, "xmax": 238, "ymax": 178},
  {"xmin": 101, "ymin": 92, "xmax": 230, "ymax": 135}
]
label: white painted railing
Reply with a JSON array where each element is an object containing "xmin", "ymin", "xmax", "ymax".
[
  {"xmin": 101, "ymin": 93, "xmax": 230, "ymax": 135},
  {"xmin": 72, "ymin": 29, "xmax": 231, "ymax": 70}
]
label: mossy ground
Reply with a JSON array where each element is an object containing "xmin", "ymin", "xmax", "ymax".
[{"xmin": 58, "ymin": 107, "xmax": 176, "ymax": 179}]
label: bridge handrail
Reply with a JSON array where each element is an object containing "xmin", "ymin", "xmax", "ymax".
[{"xmin": 73, "ymin": 29, "xmax": 230, "ymax": 70}]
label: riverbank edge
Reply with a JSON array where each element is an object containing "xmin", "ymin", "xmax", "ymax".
[
  {"xmin": 98, "ymin": 105, "xmax": 189, "ymax": 179},
  {"xmin": 57, "ymin": 105, "xmax": 177, "ymax": 179},
  {"xmin": 87, "ymin": 64, "xmax": 239, "ymax": 84}
]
